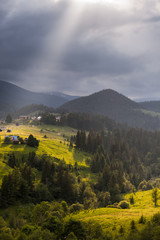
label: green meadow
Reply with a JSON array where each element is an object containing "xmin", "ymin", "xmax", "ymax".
[
  {"xmin": 0, "ymin": 123, "xmax": 94, "ymax": 183},
  {"xmin": 69, "ymin": 190, "xmax": 160, "ymax": 235}
]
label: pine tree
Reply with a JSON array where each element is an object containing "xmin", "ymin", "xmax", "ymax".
[{"xmin": 5, "ymin": 114, "xmax": 12, "ymax": 123}]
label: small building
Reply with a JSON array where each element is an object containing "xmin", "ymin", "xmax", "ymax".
[
  {"xmin": 19, "ymin": 115, "xmax": 28, "ymax": 120},
  {"xmin": 5, "ymin": 135, "xmax": 19, "ymax": 144},
  {"xmin": 12, "ymin": 139, "xmax": 19, "ymax": 144},
  {"xmin": 37, "ymin": 116, "xmax": 42, "ymax": 121},
  {"xmin": 31, "ymin": 116, "xmax": 37, "ymax": 120},
  {"xmin": 56, "ymin": 116, "xmax": 61, "ymax": 122}
]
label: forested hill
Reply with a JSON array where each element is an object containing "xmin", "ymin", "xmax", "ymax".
[
  {"xmin": 0, "ymin": 80, "xmax": 73, "ymax": 111},
  {"xmin": 58, "ymin": 89, "xmax": 160, "ymax": 130},
  {"xmin": 12, "ymin": 104, "xmax": 55, "ymax": 118}
]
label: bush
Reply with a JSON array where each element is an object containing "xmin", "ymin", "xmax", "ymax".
[
  {"xmin": 69, "ymin": 203, "xmax": 84, "ymax": 213},
  {"xmin": 118, "ymin": 201, "xmax": 130, "ymax": 209},
  {"xmin": 129, "ymin": 195, "xmax": 134, "ymax": 205},
  {"xmin": 4, "ymin": 137, "xmax": 11, "ymax": 144},
  {"xmin": 27, "ymin": 135, "xmax": 39, "ymax": 148}
]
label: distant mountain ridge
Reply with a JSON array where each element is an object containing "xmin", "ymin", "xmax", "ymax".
[
  {"xmin": 58, "ymin": 89, "xmax": 160, "ymax": 130},
  {"xmin": 47, "ymin": 91, "xmax": 79, "ymax": 101},
  {"xmin": 139, "ymin": 101, "xmax": 160, "ymax": 113},
  {"xmin": 0, "ymin": 80, "xmax": 77, "ymax": 113}
]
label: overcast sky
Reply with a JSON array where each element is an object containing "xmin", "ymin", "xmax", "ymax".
[{"xmin": 1, "ymin": 0, "xmax": 160, "ymax": 100}]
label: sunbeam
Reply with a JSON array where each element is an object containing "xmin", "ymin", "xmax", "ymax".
[{"xmin": 27, "ymin": 0, "xmax": 85, "ymax": 87}]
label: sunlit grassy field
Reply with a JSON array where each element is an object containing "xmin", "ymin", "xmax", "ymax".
[
  {"xmin": 70, "ymin": 190, "xmax": 160, "ymax": 235},
  {"xmin": 0, "ymin": 123, "xmax": 94, "ymax": 183}
]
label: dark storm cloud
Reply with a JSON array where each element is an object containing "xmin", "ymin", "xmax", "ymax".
[
  {"xmin": 62, "ymin": 41, "xmax": 141, "ymax": 76},
  {"xmin": 0, "ymin": 0, "xmax": 68, "ymax": 79},
  {"xmin": 0, "ymin": 0, "xmax": 160, "ymax": 99}
]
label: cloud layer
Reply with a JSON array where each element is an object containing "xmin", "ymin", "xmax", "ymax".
[{"xmin": 0, "ymin": 0, "xmax": 160, "ymax": 100}]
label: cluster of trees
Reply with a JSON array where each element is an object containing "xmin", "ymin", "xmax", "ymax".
[
  {"xmin": 1, "ymin": 152, "xmax": 109, "ymax": 209},
  {"xmin": 41, "ymin": 112, "xmax": 116, "ymax": 131},
  {"xmin": 75, "ymin": 130, "xmax": 103, "ymax": 154},
  {"xmin": 27, "ymin": 134, "xmax": 39, "ymax": 147},
  {"xmin": 0, "ymin": 200, "xmax": 108, "ymax": 240}
]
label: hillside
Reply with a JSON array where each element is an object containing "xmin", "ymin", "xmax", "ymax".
[
  {"xmin": 13, "ymin": 104, "xmax": 55, "ymax": 118},
  {"xmin": 70, "ymin": 190, "xmax": 160, "ymax": 236},
  {"xmin": 139, "ymin": 101, "xmax": 160, "ymax": 113},
  {"xmin": 0, "ymin": 80, "xmax": 75, "ymax": 112},
  {"xmin": 58, "ymin": 89, "xmax": 160, "ymax": 130},
  {"xmin": 0, "ymin": 124, "xmax": 92, "ymax": 184}
]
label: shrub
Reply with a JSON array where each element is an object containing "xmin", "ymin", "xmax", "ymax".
[
  {"xmin": 118, "ymin": 201, "xmax": 130, "ymax": 209},
  {"xmin": 69, "ymin": 203, "xmax": 84, "ymax": 213},
  {"xmin": 129, "ymin": 195, "xmax": 134, "ymax": 205}
]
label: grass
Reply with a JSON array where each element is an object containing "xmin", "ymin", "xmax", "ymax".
[
  {"xmin": 0, "ymin": 123, "xmax": 89, "ymax": 165},
  {"xmin": 69, "ymin": 190, "xmax": 160, "ymax": 234},
  {"xmin": 0, "ymin": 123, "xmax": 94, "ymax": 183},
  {"xmin": 140, "ymin": 109, "xmax": 160, "ymax": 118}
]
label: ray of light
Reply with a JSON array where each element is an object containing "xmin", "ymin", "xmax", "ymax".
[{"xmin": 27, "ymin": 0, "xmax": 85, "ymax": 86}]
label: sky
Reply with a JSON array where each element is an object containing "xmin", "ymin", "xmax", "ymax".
[{"xmin": 1, "ymin": 0, "xmax": 160, "ymax": 100}]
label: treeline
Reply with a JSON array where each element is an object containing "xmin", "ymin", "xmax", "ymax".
[
  {"xmin": 13, "ymin": 104, "xmax": 55, "ymax": 118},
  {"xmin": 41, "ymin": 112, "xmax": 116, "ymax": 131}
]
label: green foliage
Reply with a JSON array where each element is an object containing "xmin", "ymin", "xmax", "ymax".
[
  {"xmin": 139, "ymin": 215, "xmax": 146, "ymax": 224},
  {"xmin": 7, "ymin": 152, "xmax": 17, "ymax": 168},
  {"xmin": 61, "ymin": 201, "xmax": 68, "ymax": 214},
  {"xmin": 130, "ymin": 220, "xmax": 136, "ymax": 230},
  {"xmin": 5, "ymin": 114, "xmax": 12, "ymax": 123},
  {"xmin": 129, "ymin": 195, "xmax": 134, "ymax": 205},
  {"xmin": 119, "ymin": 225, "xmax": 124, "ymax": 234},
  {"xmin": 27, "ymin": 135, "xmax": 39, "ymax": 148},
  {"xmin": 0, "ymin": 233, "xmax": 13, "ymax": 240},
  {"xmin": 118, "ymin": 201, "xmax": 130, "ymax": 209},
  {"xmin": 35, "ymin": 183, "xmax": 52, "ymax": 202},
  {"xmin": 64, "ymin": 219, "xmax": 86, "ymax": 240},
  {"xmin": 152, "ymin": 188, "xmax": 159, "ymax": 207},
  {"xmin": 4, "ymin": 137, "xmax": 11, "ymax": 144},
  {"xmin": 66, "ymin": 232, "xmax": 77, "ymax": 240},
  {"xmin": 27, "ymin": 229, "xmax": 56, "ymax": 240},
  {"xmin": 32, "ymin": 202, "xmax": 50, "ymax": 225},
  {"xmin": 42, "ymin": 215, "xmax": 64, "ymax": 237},
  {"xmin": 97, "ymin": 192, "xmax": 110, "ymax": 207},
  {"xmin": 21, "ymin": 224, "xmax": 37, "ymax": 235},
  {"xmin": 69, "ymin": 203, "xmax": 84, "ymax": 213}
]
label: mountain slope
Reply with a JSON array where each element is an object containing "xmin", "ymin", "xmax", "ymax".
[
  {"xmin": 139, "ymin": 101, "xmax": 160, "ymax": 113},
  {"xmin": 58, "ymin": 89, "xmax": 141, "ymax": 116},
  {"xmin": 58, "ymin": 89, "xmax": 160, "ymax": 130},
  {"xmin": 0, "ymin": 80, "xmax": 73, "ymax": 112}
]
